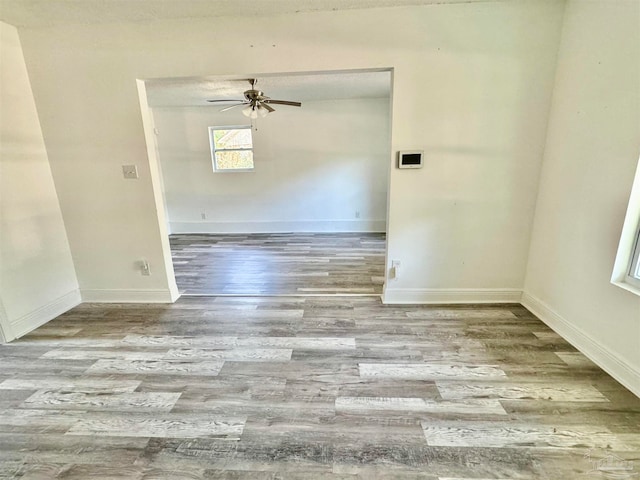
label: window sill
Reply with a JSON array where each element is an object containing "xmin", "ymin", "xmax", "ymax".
[{"xmin": 611, "ymin": 279, "xmax": 640, "ymax": 298}]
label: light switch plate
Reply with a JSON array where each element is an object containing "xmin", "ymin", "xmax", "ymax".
[{"xmin": 122, "ymin": 165, "xmax": 138, "ymax": 179}]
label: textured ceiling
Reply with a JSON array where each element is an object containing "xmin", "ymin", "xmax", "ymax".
[
  {"xmin": 145, "ymin": 70, "xmax": 392, "ymax": 107},
  {"xmin": 0, "ymin": 0, "xmax": 500, "ymax": 28}
]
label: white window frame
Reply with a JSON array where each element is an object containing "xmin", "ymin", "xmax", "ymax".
[
  {"xmin": 612, "ymin": 157, "xmax": 640, "ymax": 296},
  {"xmin": 208, "ymin": 125, "xmax": 254, "ymax": 172},
  {"xmin": 626, "ymin": 223, "xmax": 640, "ymax": 288}
]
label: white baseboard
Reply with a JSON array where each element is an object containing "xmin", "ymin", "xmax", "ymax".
[
  {"xmin": 522, "ymin": 292, "xmax": 640, "ymax": 398},
  {"xmin": 9, "ymin": 289, "xmax": 81, "ymax": 340},
  {"xmin": 382, "ymin": 288, "xmax": 523, "ymax": 304},
  {"xmin": 169, "ymin": 220, "xmax": 386, "ymax": 234},
  {"xmin": 81, "ymin": 289, "xmax": 180, "ymax": 303}
]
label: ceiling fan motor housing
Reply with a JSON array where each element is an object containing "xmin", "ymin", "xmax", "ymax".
[{"xmin": 244, "ymin": 89, "xmax": 264, "ymax": 102}]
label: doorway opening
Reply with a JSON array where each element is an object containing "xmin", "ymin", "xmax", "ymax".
[{"xmin": 141, "ymin": 69, "xmax": 393, "ymax": 296}]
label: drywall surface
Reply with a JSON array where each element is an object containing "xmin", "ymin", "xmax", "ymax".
[
  {"xmin": 0, "ymin": 21, "xmax": 79, "ymax": 339},
  {"xmin": 153, "ymin": 98, "xmax": 389, "ymax": 233},
  {"xmin": 16, "ymin": 1, "xmax": 564, "ymax": 301},
  {"xmin": 524, "ymin": 0, "xmax": 640, "ymax": 395}
]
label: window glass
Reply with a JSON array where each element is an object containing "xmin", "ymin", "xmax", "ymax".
[{"xmin": 209, "ymin": 126, "xmax": 254, "ymax": 171}]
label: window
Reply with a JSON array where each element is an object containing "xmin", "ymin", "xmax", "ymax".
[
  {"xmin": 612, "ymin": 158, "xmax": 640, "ymax": 296},
  {"xmin": 209, "ymin": 126, "xmax": 254, "ymax": 172}
]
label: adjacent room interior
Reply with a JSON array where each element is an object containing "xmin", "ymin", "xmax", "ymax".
[
  {"xmin": 1, "ymin": 0, "xmax": 639, "ymax": 477},
  {"xmin": 144, "ymin": 71, "xmax": 391, "ymax": 295}
]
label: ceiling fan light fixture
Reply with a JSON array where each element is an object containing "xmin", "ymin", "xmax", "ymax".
[
  {"xmin": 257, "ymin": 104, "xmax": 269, "ymax": 118},
  {"xmin": 242, "ymin": 105, "xmax": 259, "ymax": 119}
]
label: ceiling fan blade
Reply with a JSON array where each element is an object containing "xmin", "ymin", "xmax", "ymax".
[
  {"xmin": 219, "ymin": 103, "xmax": 246, "ymax": 112},
  {"xmin": 264, "ymin": 100, "xmax": 302, "ymax": 107},
  {"xmin": 207, "ymin": 99, "xmax": 245, "ymax": 103},
  {"xmin": 260, "ymin": 102, "xmax": 275, "ymax": 113}
]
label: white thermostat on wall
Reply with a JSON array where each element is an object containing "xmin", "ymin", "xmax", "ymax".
[{"xmin": 397, "ymin": 150, "xmax": 424, "ymax": 169}]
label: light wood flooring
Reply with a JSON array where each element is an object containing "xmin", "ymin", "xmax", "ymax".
[
  {"xmin": 1, "ymin": 297, "xmax": 640, "ymax": 478},
  {"xmin": 169, "ymin": 233, "xmax": 386, "ymax": 295}
]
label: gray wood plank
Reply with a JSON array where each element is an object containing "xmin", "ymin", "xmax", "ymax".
[
  {"xmin": 406, "ymin": 309, "xmax": 517, "ymax": 319},
  {"xmin": 41, "ymin": 349, "xmax": 167, "ymax": 361},
  {"xmin": 21, "ymin": 390, "xmax": 181, "ymax": 412},
  {"xmin": 0, "ymin": 378, "xmax": 141, "ymax": 393},
  {"xmin": 421, "ymin": 421, "xmax": 640, "ymax": 450},
  {"xmin": 0, "ymin": 409, "xmax": 86, "ymax": 433},
  {"xmin": 335, "ymin": 397, "xmax": 507, "ymax": 415},
  {"xmin": 66, "ymin": 414, "xmax": 246, "ymax": 438},
  {"xmin": 85, "ymin": 359, "xmax": 224, "ymax": 376},
  {"xmin": 436, "ymin": 381, "xmax": 609, "ymax": 402},
  {"xmin": 237, "ymin": 337, "xmax": 356, "ymax": 350},
  {"xmin": 359, "ymin": 364, "xmax": 507, "ymax": 380},
  {"xmin": 164, "ymin": 348, "xmax": 292, "ymax": 361},
  {"xmin": 555, "ymin": 351, "xmax": 598, "ymax": 368},
  {"xmin": 121, "ymin": 335, "xmax": 238, "ymax": 347}
]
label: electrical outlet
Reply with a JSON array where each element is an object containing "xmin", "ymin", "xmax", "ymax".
[
  {"xmin": 355, "ymin": 211, "xmax": 361, "ymax": 219},
  {"xmin": 390, "ymin": 260, "xmax": 401, "ymax": 280},
  {"xmin": 122, "ymin": 164, "xmax": 138, "ymax": 179},
  {"xmin": 201, "ymin": 212, "xmax": 206, "ymax": 220},
  {"xmin": 140, "ymin": 260, "xmax": 151, "ymax": 276}
]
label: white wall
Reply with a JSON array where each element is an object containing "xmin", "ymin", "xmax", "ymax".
[
  {"xmin": 523, "ymin": 0, "xmax": 640, "ymax": 395},
  {"xmin": 153, "ymin": 97, "xmax": 390, "ymax": 234},
  {"xmin": 15, "ymin": 1, "xmax": 565, "ymax": 303},
  {"xmin": 0, "ymin": 21, "xmax": 79, "ymax": 340}
]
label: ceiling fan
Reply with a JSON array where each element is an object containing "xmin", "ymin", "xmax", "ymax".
[{"xmin": 207, "ymin": 79, "xmax": 302, "ymax": 119}]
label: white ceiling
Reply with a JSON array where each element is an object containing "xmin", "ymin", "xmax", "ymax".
[
  {"xmin": 0, "ymin": 0, "xmax": 502, "ymax": 28},
  {"xmin": 145, "ymin": 70, "xmax": 391, "ymax": 107}
]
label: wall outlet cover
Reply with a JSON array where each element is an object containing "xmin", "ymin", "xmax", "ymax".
[{"xmin": 122, "ymin": 165, "xmax": 139, "ymax": 179}]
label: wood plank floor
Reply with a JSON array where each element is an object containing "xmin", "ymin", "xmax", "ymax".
[
  {"xmin": 169, "ymin": 233, "xmax": 386, "ymax": 295},
  {"xmin": 1, "ymin": 297, "xmax": 639, "ymax": 478}
]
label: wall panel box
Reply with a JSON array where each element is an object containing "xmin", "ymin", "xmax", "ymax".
[{"xmin": 397, "ymin": 151, "xmax": 423, "ymax": 169}]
